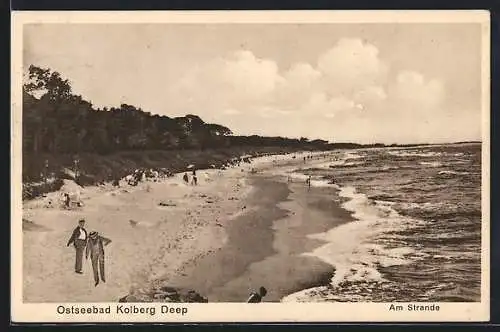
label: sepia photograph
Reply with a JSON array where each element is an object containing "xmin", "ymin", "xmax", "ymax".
[{"xmin": 11, "ymin": 10, "xmax": 490, "ymax": 322}]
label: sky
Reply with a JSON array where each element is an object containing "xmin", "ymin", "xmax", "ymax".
[{"xmin": 23, "ymin": 23, "xmax": 484, "ymax": 144}]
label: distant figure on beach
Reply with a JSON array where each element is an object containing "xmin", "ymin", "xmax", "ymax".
[
  {"xmin": 86, "ymin": 231, "xmax": 112, "ymax": 287},
  {"xmin": 247, "ymin": 286, "xmax": 267, "ymax": 303},
  {"xmin": 192, "ymin": 169, "xmax": 196, "ymax": 176},
  {"xmin": 66, "ymin": 219, "xmax": 87, "ymax": 274},
  {"xmin": 192, "ymin": 174, "xmax": 198, "ymax": 186},
  {"xmin": 303, "ymin": 156, "xmax": 306, "ymax": 163},
  {"xmin": 64, "ymin": 193, "xmax": 71, "ymax": 208},
  {"xmin": 183, "ymin": 173, "xmax": 189, "ymax": 184},
  {"xmin": 306, "ymin": 176, "xmax": 312, "ymax": 189}
]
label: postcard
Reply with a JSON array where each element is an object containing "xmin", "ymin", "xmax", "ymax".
[{"xmin": 11, "ymin": 10, "xmax": 490, "ymax": 323}]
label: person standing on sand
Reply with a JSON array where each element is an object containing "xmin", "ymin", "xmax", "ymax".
[
  {"xmin": 66, "ymin": 219, "xmax": 87, "ymax": 274},
  {"xmin": 64, "ymin": 193, "xmax": 71, "ymax": 208},
  {"xmin": 192, "ymin": 174, "xmax": 198, "ymax": 186},
  {"xmin": 247, "ymin": 286, "xmax": 267, "ymax": 303},
  {"xmin": 183, "ymin": 172, "xmax": 189, "ymax": 184},
  {"xmin": 86, "ymin": 231, "xmax": 112, "ymax": 287},
  {"xmin": 306, "ymin": 176, "xmax": 312, "ymax": 189}
]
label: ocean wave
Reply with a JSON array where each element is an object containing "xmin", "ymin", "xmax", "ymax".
[
  {"xmin": 419, "ymin": 161, "xmax": 442, "ymax": 167},
  {"xmin": 329, "ymin": 162, "xmax": 366, "ymax": 169},
  {"xmin": 344, "ymin": 152, "xmax": 364, "ymax": 159},
  {"xmin": 284, "ymin": 145, "xmax": 481, "ymax": 303},
  {"xmin": 296, "ymin": 186, "xmax": 425, "ymax": 292},
  {"xmin": 387, "ymin": 150, "xmax": 442, "ymax": 158},
  {"xmin": 395, "ymin": 201, "xmax": 450, "ymax": 212},
  {"xmin": 437, "ymin": 170, "xmax": 470, "ymax": 176},
  {"xmin": 278, "ymin": 171, "xmax": 340, "ymax": 189}
]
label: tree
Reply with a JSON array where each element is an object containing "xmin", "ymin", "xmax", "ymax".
[
  {"xmin": 24, "ymin": 65, "xmax": 72, "ymax": 101},
  {"xmin": 22, "ymin": 64, "xmax": 339, "ymax": 183}
]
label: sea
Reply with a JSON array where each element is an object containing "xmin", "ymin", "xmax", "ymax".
[{"xmin": 282, "ymin": 143, "xmax": 482, "ymax": 302}]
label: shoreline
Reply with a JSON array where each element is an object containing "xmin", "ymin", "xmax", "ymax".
[
  {"xmin": 22, "ymin": 151, "xmax": 352, "ymax": 302},
  {"xmin": 155, "ymin": 174, "xmax": 355, "ymax": 302}
]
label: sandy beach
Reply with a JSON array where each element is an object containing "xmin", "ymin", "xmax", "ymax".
[{"xmin": 22, "ymin": 152, "xmax": 348, "ymax": 303}]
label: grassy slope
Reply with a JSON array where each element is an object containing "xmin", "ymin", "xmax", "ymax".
[{"xmin": 22, "ymin": 146, "xmax": 316, "ymax": 200}]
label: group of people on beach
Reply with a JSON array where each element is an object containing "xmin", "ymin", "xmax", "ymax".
[
  {"xmin": 122, "ymin": 168, "xmax": 175, "ymax": 187},
  {"xmin": 303, "ymin": 155, "xmax": 314, "ymax": 163},
  {"xmin": 47, "ymin": 191, "xmax": 84, "ymax": 210},
  {"xmin": 66, "ymin": 219, "xmax": 112, "ymax": 287},
  {"xmin": 62, "ymin": 155, "xmax": 316, "ymax": 300},
  {"xmin": 183, "ymin": 169, "xmax": 198, "ymax": 186},
  {"xmin": 66, "ymin": 218, "xmax": 268, "ymax": 301}
]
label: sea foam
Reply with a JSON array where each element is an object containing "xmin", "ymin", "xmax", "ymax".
[{"xmin": 285, "ymin": 185, "xmax": 425, "ymax": 301}]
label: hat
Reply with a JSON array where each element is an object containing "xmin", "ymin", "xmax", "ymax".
[
  {"xmin": 89, "ymin": 231, "xmax": 98, "ymax": 238},
  {"xmin": 78, "ymin": 219, "xmax": 85, "ymax": 223}
]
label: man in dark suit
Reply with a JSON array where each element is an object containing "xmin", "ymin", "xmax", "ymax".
[
  {"xmin": 86, "ymin": 231, "xmax": 112, "ymax": 286},
  {"xmin": 66, "ymin": 219, "xmax": 88, "ymax": 274}
]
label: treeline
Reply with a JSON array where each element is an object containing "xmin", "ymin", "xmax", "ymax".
[
  {"xmin": 23, "ymin": 65, "xmax": 236, "ymax": 155},
  {"xmin": 22, "ymin": 65, "xmax": 337, "ymax": 183},
  {"xmin": 22, "ymin": 65, "xmax": 427, "ymax": 187},
  {"xmin": 22, "ymin": 65, "xmax": 345, "ymax": 156}
]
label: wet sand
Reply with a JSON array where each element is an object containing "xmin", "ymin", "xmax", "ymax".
[{"xmin": 167, "ymin": 175, "xmax": 355, "ymax": 302}]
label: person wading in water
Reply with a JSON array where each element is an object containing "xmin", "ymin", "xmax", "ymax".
[
  {"xmin": 66, "ymin": 219, "xmax": 87, "ymax": 274},
  {"xmin": 86, "ymin": 231, "xmax": 112, "ymax": 286}
]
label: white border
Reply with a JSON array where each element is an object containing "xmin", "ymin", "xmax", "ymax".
[{"xmin": 11, "ymin": 10, "xmax": 491, "ymax": 323}]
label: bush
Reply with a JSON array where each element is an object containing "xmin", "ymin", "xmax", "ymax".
[{"xmin": 22, "ymin": 178, "xmax": 64, "ymax": 200}]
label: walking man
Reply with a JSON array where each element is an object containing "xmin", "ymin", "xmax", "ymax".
[
  {"xmin": 86, "ymin": 231, "xmax": 112, "ymax": 286},
  {"xmin": 66, "ymin": 219, "xmax": 88, "ymax": 274}
]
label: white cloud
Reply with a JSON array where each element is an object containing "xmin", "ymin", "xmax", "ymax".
[
  {"xmin": 354, "ymin": 85, "xmax": 387, "ymax": 104},
  {"xmin": 163, "ymin": 39, "xmax": 473, "ymax": 143},
  {"xmin": 171, "ymin": 50, "xmax": 282, "ymax": 117},
  {"xmin": 391, "ymin": 70, "xmax": 444, "ymax": 110},
  {"xmin": 317, "ymin": 38, "xmax": 388, "ymax": 94},
  {"xmin": 221, "ymin": 50, "xmax": 282, "ymax": 100},
  {"xmin": 282, "ymin": 62, "xmax": 321, "ymax": 89}
]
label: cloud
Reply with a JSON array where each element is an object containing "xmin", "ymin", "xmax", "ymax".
[
  {"xmin": 221, "ymin": 50, "xmax": 282, "ymax": 100},
  {"xmin": 173, "ymin": 50, "xmax": 282, "ymax": 116},
  {"xmin": 317, "ymin": 38, "xmax": 388, "ymax": 94},
  {"xmin": 282, "ymin": 62, "xmax": 321, "ymax": 89},
  {"xmin": 354, "ymin": 86, "xmax": 387, "ymax": 104},
  {"xmin": 301, "ymin": 93, "xmax": 357, "ymax": 118},
  {"xmin": 164, "ymin": 38, "xmax": 474, "ymax": 143},
  {"xmin": 390, "ymin": 70, "xmax": 444, "ymax": 110}
]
